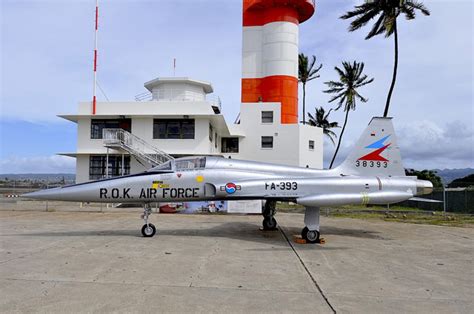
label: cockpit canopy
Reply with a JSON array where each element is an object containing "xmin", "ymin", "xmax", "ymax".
[
  {"xmin": 150, "ymin": 160, "xmax": 173, "ymax": 171},
  {"xmin": 149, "ymin": 157, "xmax": 207, "ymax": 172},
  {"xmin": 175, "ymin": 157, "xmax": 206, "ymax": 170}
]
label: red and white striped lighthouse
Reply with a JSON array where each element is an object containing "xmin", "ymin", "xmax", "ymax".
[{"xmin": 241, "ymin": 0, "xmax": 315, "ymax": 124}]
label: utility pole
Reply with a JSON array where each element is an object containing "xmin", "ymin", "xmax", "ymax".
[{"xmin": 92, "ymin": 0, "xmax": 99, "ymax": 114}]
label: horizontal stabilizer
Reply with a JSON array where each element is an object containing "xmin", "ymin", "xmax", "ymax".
[{"xmin": 408, "ymin": 197, "xmax": 443, "ymax": 203}]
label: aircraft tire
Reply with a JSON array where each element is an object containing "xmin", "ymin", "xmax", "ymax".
[
  {"xmin": 262, "ymin": 217, "xmax": 277, "ymax": 230},
  {"xmin": 141, "ymin": 223, "xmax": 156, "ymax": 237},
  {"xmin": 301, "ymin": 227, "xmax": 320, "ymax": 244}
]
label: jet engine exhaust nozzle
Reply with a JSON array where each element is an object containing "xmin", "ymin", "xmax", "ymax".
[{"xmin": 416, "ymin": 180, "xmax": 434, "ymax": 195}]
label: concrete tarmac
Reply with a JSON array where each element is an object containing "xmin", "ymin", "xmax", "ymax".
[{"xmin": 0, "ymin": 211, "xmax": 472, "ymax": 313}]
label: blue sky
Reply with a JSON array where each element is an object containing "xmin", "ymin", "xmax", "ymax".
[{"xmin": 1, "ymin": 0, "xmax": 473, "ymax": 173}]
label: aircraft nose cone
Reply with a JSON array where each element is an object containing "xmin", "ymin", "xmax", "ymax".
[{"xmin": 416, "ymin": 180, "xmax": 433, "ymax": 195}]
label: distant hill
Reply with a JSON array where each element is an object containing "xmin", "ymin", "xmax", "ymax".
[
  {"xmin": 448, "ymin": 174, "xmax": 474, "ymax": 188},
  {"xmin": 0, "ymin": 173, "xmax": 75, "ymax": 182},
  {"xmin": 432, "ymin": 168, "xmax": 474, "ymax": 184}
]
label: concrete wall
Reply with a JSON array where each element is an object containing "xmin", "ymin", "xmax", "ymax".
[
  {"xmin": 74, "ymin": 115, "xmax": 223, "ymax": 182},
  {"xmin": 76, "ymin": 116, "xmax": 218, "ymax": 156},
  {"xmin": 298, "ymin": 124, "xmax": 323, "ymax": 169},
  {"xmin": 76, "ymin": 101, "xmax": 215, "ymax": 116},
  {"xmin": 149, "ymin": 118, "xmax": 214, "ymax": 155},
  {"xmin": 76, "ymin": 155, "xmax": 89, "ymax": 183},
  {"xmin": 151, "ymin": 82, "xmax": 206, "ymax": 101},
  {"xmin": 226, "ymin": 102, "xmax": 323, "ymax": 168}
]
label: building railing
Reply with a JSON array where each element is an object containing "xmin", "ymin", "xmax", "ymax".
[
  {"xmin": 207, "ymin": 95, "xmax": 222, "ymax": 114},
  {"xmin": 134, "ymin": 91, "xmax": 221, "ymax": 113},
  {"xmin": 103, "ymin": 128, "xmax": 174, "ymax": 166},
  {"xmin": 134, "ymin": 92, "xmax": 152, "ymax": 101}
]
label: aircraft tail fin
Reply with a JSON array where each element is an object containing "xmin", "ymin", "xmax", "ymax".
[{"xmin": 335, "ymin": 117, "xmax": 405, "ymax": 177}]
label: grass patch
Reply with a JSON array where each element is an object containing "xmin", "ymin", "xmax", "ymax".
[
  {"xmin": 331, "ymin": 211, "xmax": 474, "ymax": 227},
  {"xmin": 276, "ymin": 202, "xmax": 474, "ymax": 227}
]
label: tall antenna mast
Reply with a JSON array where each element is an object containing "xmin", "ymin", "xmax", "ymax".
[{"xmin": 92, "ymin": 0, "xmax": 99, "ymax": 114}]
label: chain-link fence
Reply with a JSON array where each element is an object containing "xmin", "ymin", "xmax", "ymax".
[{"xmin": 399, "ymin": 188, "xmax": 474, "ymax": 213}]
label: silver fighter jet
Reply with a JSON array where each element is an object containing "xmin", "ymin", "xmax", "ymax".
[{"xmin": 25, "ymin": 117, "xmax": 433, "ymax": 243}]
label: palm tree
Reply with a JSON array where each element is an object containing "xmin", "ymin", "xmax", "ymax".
[
  {"xmin": 307, "ymin": 107, "xmax": 339, "ymax": 145},
  {"xmin": 341, "ymin": 0, "xmax": 430, "ymax": 117},
  {"xmin": 298, "ymin": 53, "xmax": 322, "ymax": 124},
  {"xmin": 324, "ymin": 61, "xmax": 374, "ymax": 169}
]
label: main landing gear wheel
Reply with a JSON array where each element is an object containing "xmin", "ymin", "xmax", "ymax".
[
  {"xmin": 301, "ymin": 226, "xmax": 320, "ymax": 244},
  {"xmin": 262, "ymin": 200, "xmax": 278, "ymax": 230},
  {"xmin": 262, "ymin": 216, "xmax": 277, "ymax": 230},
  {"xmin": 141, "ymin": 223, "xmax": 156, "ymax": 237}
]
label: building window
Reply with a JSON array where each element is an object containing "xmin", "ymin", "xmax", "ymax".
[
  {"xmin": 89, "ymin": 155, "xmax": 130, "ymax": 180},
  {"xmin": 153, "ymin": 119, "xmax": 195, "ymax": 139},
  {"xmin": 214, "ymin": 133, "xmax": 218, "ymax": 149},
  {"xmin": 261, "ymin": 111, "xmax": 274, "ymax": 123},
  {"xmin": 209, "ymin": 124, "xmax": 213, "ymax": 142},
  {"xmin": 309, "ymin": 140, "xmax": 315, "ymax": 150},
  {"xmin": 261, "ymin": 136, "xmax": 273, "ymax": 149},
  {"xmin": 221, "ymin": 137, "xmax": 239, "ymax": 153},
  {"xmin": 91, "ymin": 119, "xmax": 131, "ymax": 139}
]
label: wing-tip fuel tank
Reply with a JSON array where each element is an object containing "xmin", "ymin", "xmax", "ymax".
[{"xmin": 24, "ymin": 117, "xmax": 434, "ymax": 242}]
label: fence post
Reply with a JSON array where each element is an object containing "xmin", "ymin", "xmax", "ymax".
[
  {"xmin": 465, "ymin": 189, "xmax": 468, "ymax": 212},
  {"xmin": 45, "ymin": 180, "xmax": 49, "ymax": 212},
  {"xmin": 443, "ymin": 185, "xmax": 447, "ymax": 216}
]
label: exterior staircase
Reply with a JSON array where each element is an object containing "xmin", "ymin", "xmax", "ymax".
[{"xmin": 102, "ymin": 128, "xmax": 174, "ymax": 167}]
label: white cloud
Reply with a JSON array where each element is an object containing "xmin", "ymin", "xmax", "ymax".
[
  {"xmin": 320, "ymin": 119, "xmax": 474, "ymax": 170},
  {"xmin": 397, "ymin": 120, "xmax": 474, "ymax": 169},
  {"xmin": 0, "ymin": 155, "xmax": 75, "ymax": 174}
]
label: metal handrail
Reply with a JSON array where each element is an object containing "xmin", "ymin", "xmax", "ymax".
[
  {"xmin": 134, "ymin": 92, "xmax": 152, "ymax": 101},
  {"xmin": 103, "ymin": 128, "xmax": 174, "ymax": 166},
  {"xmin": 206, "ymin": 95, "xmax": 222, "ymax": 113}
]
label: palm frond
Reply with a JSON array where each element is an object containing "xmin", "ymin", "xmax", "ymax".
[
  {"xmin": 341, "ymin": 0, "xmax": 430, "ymax": 39},
  {"xmin": 307, "ymin": 106, "xmax": 339, "ymax": 145},
  {"xmin": 366, "ymin": 13, "xmax": 386, "ymax": 39},
  {"xmin": 323, "ymin": 87, "xmax": 344, "ymax": 94},
  {"xmin": 324, "ymin": 60, "xmax": 374, "ymax": 113},
  {"xmin": 340, "ymin": 3, "xmax": 376, "ymax": 20},
  {"xmin": 400, "ymin": 6, "xmax": 416, "ymax": 20},
  {"xmin": 406, "ymin": 0, "xmax": 430, "ymax": 16},
  {"xmin": 348, "ymin": 7, "xmax": 381, "ymax": 32},
  {"xmin": 334, "ymin": 66, "xmax": 345, "ymax": 79},
  {"xmin": 327, "ymin": 93, "xmax": 345, "ymax": 104},
  {"xmin": 325, "ymin": 81, "xmax": 344, "ymax": 88},
  {"xmin": 299, "ymin": 53, "xmax": 322, "ymax": 83}
]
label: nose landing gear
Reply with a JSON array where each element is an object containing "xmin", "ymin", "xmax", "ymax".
[{"xmin": 141, "ymin": 203, "xmax": 156, "ymax": 237}]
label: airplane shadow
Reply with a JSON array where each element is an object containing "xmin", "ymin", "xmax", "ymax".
[
  {"xmin": 8, "ymin": 222, "xmax": 285, "ymax": 246},
  {"xmin": 8, "ymin": 221, "xmax": 388, "ymax": 248},
  {"xmin": 283, "ymin": 225, "xmax": 391, "ymax": 241}
]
